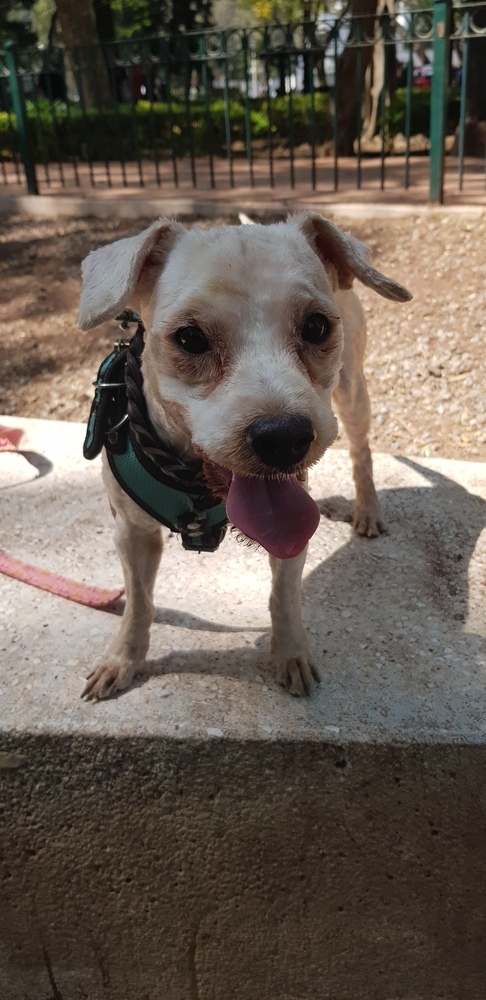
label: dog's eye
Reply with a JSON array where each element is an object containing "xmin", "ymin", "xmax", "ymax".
[
  {"xmin": 175, "ymin": 326, "xmax": 210, "ymax": 355},
  {"xmin": 301, "ymin": 314, "xmax": 331, "ymax": 345}
]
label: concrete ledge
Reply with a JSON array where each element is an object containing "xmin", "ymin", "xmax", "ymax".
[
  {"xmin": 1, "ymin": 193, "xmax": 485, "ymax": 221},
  {"xmin": 2, "ymin": 736, "xmax": 486, "ymax": 1000},
  {"xmin": 0, "ymin": 416, "xmax": 484, "ymax": 743},
  {"xmin": 1, "ymin": 417, "xmax": 485, "ymax": 999}
]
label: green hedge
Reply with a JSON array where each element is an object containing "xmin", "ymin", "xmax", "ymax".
[
  {"xmin": 0, "ymin": 88, "xmax": 462, "ymax": 164},
  {"xmin": 0, "ymin": 93, "xmax": 331, "ymax": 164},
  {"xmin": 386, "ymin": 87, "xmax": 461, "ymax": 138}
]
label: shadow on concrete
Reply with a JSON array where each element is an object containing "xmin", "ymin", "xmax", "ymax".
[
  {"xmin": 132, "ymin": 646, "xmax": 272, "ymax": 693},
  {"xmin": 127, "ymin": 458, "xmax": 485, "ymax": 700},
  {"xmin": 0, "ymin": 449, "xmax": 54, "ymax": 490},
  {"xmin": 152, "ymin": 606, "xmax": 264, "ymax": 634},
  {"xmin": 312, "ymin": 456, "xmax": 485, "ymax": 616}
]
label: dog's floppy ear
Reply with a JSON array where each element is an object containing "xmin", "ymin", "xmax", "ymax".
[
  {"xmin": 78, "ymin": 218, "xmax": 185, "ymax": 330},
  {"xmin": 294, "ymin": 212, "xmax": 412, "ymax": 303}
]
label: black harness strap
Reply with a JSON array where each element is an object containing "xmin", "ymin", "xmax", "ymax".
[{"xmin": 83, "ymin": 317, "xmax": 228, "ymax": 553}]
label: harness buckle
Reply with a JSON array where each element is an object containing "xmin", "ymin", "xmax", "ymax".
[
  {"xmin": 106, "ymin": 413, "xmax": 129, "ymax": 446},
  {"xmin": 175, "ymin": 510, "xmax": 227, "ymax": 553}
]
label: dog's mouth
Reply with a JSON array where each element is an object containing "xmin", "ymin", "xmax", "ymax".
[{"xmin": 205, "ymin": 463, "xmax": 320, "ymax": 560}]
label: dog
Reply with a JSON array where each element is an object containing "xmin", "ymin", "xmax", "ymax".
[{"xmin": 78, "ymin": 213, "xmax": 411, "ymax": 699}]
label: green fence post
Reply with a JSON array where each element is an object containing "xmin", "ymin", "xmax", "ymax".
[
  {"xmin": 4, "ymin": 41, "xmax": 38, "ymax": 195},
  {"xmin": 429, "ymin": 0, "xmax": 451, "ymax": 203}
]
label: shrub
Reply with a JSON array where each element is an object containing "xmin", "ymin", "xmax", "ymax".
[
  {"xmin": 0, "ymin": 87, "xmax": 461, "ymax": 165},
  {"xmin": 0, "ymin": 92, "xmax": 332, "ymax": 163},
  {"xmin": 386, "ymin": 87, "xmax": 461, "ymax": 139}
]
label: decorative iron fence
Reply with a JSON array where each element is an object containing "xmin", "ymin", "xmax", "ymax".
[{"xmin": 0, "ymin": 1, "xmax": 484, "ymax": 202}]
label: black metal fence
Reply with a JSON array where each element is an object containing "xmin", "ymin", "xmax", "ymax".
[{"xmin": 0, "ymin": 2, "xmax": 485, "ymax": 202}]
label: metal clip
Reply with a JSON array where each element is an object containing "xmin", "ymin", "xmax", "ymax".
[
  {"xmin": 108, "ymin": 414, "xmax": 129, "ymax": 434},
  {"xmin": 116, "ymin": 309, "xmax": 141, "ymax": 332},
  {"xmin": 106, "ymin": 413, "xmax": 129, "ymax": 445},
  {"xmin": 113, "ymin": 338, "xmax": 131, "ymax": 352},
  {"xmin": 92, "ymin": 380, "xmax": 126, "ymax": 389}
]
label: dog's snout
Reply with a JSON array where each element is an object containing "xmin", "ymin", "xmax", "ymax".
[{"xmin": 245, "ymin": 414, "xmax": 315, "ymax": 471}]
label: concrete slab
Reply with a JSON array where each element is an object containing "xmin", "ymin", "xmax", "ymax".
[
  {"xmin": 1, "ymin": 417, "xmax": 486, "ymax": 1000},
  {"xmin": 0, "ymin": 416, "xmax": 485, "ymax": 744},
  {"xmin": 1, "ymin": 193, "xmax": 486, "ymax": 222},
  {"xmin": 1, "ymin": 153, "xmax": 486, "ymax": 220}
]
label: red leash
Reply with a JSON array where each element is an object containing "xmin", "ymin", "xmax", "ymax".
[
  {"xmin": 0, "ymin": 552, "xmax": 124, "ymax": 609},
  {"xmin": 0, "ymin": 425, "xmax": 124, "ymax": 610}
]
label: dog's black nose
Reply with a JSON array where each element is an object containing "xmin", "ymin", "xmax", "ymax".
[{"xmin": 245, "ymin": 415, "xmax": 315, "ymax": 471}]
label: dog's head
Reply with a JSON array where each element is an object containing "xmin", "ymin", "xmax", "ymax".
[{"xmin": 79, "ymin": 214, "xmax": 411, "ymax": 557}]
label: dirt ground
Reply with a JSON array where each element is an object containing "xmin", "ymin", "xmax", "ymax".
[{"xmin": 1, "ymin": 212, "xmax": 485, "ymax": 462}]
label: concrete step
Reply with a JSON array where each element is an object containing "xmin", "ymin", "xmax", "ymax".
[{"xmin": 1, "ymin": 416, "xmax": 485, "ymax": 1000}]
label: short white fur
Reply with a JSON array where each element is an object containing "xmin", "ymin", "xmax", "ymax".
[{"xmin": 79, "ymin": 213, "xmax": 411, "ymax": 699}]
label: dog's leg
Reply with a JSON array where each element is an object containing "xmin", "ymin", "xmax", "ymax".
[
  {"xmin": 82, "ymin": 517, "xmax": 163, "ymax": 700},
  {"xmin": 269, "ymin": 549, "xmax": 320, "ymax": 696},
  {"xmin": 333, "ymin": 370, "xmax": 385, "ymax": 537}
]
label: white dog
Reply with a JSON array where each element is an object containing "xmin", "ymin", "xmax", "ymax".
[{"xmin": 79, "ymin": 213, "xmax": 411, "ymax": 699}]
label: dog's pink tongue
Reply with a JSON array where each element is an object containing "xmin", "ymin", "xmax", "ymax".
[{"xmin": 226, "ymin": 474, "xmax": 320, "ymax": 559}]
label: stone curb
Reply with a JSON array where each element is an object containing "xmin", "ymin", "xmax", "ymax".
[{"xmin": 1, "ymin": 193, "xmax": 485, "ymax": 221}]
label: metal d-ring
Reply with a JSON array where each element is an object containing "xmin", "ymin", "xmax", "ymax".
[{"xmin": 107, "ymin": 414, "xmax": 129, "ymax": 434}]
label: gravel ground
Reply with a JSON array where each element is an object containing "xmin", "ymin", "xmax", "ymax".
[{"xmin": 1, "ymin": 212, "xmax": 485, "ymax": 462}]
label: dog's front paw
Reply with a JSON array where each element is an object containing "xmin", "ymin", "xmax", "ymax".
[
  {"xmin": 82, "ymin": 657, "xmax": 137, "ymax": 701},
  {"xmin": 353, "ymin": 501, "xmax": 386, "ymax": 538},
  {"xmin": 273, "ymin": 645, "xmax": 320, "ymax": 697}
]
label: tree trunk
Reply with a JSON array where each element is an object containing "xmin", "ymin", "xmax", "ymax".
[
  {"xmin": 362, "ymin": 0, "xmax": 396, "ymax": 143},
  {"xmin": 55, "ymin": 0, "xmax": 111, "ymax": 107},
  {"xmin": 451, "ymin": 6, "xmax": 486, "ymax": 156},
  {"xmin": 466, "ymin": 11, "xmax": 486, "ymax": 121},
  {"xmin": 361, "ymin": 38, "xmax": 383, "ymax": 141},
  {"xmin": 335, "ymin": 0, "xmax": 378, "ymax": 155},
  {"xmin": 93, "ymin": 0, "xmax": 116, "ymax": 46}
]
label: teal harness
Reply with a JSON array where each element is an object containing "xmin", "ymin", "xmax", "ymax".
[{"xmin": 83, "ymin": 316, "xmax": 227, "ymax": 553}]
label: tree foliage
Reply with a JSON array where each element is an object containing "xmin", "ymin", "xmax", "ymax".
[
  {"xmin": 103, "ymin": 0, "xmax": 213, "ymax": 39},
  {"xmin": 0, "ymin": 0, "xmax": 37, "ymax": 45},
  {"xmin": 238, "ymin": 0, "xmax": 328, "ymax": 24},
  {"xmin": 26, "ymin": 0, "xmax": 214, "ymax": 47},
  {"xmin": 108, "ymin": 0, "xmax": 169, "ymax": 38}
]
